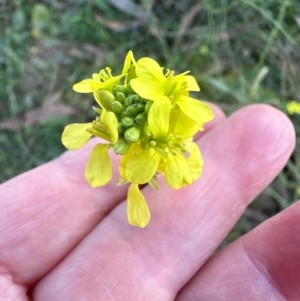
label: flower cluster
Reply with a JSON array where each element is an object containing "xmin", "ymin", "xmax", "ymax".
[{"xmin": 62, "ymin": 51, "xmax": 214, "ymax": 228}]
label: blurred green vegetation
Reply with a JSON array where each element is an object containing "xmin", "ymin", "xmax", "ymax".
[{"xmin": 1, "ymin": 0, "xmax": 300, "ymax": 243}]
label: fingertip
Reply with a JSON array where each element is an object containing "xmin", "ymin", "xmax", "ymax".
[
  {"xmin": 232, "ymin": 104, "xmax": 296, "ymax": 153},
  {"xmin": 198, "ymin": 104, "xmax": 295, "ymax": 202}
]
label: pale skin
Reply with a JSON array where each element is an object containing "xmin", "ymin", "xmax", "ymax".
[{"xmin": 0, "ymin": 104, "xmax": 298, "ymax": 301}]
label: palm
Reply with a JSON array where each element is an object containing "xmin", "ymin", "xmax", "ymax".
[{"xmin": 0, "ymin": 104, "xmax": 297, "ymax": 301}]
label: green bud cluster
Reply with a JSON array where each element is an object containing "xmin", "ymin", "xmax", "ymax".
[{"xmin": 98, "ymin": 84, "xmax": 153, "ymax": 155}]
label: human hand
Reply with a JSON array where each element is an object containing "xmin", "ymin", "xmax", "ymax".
[{"xmin": 0, "ymin": 104, "xmax": 297, "ymax": 301}]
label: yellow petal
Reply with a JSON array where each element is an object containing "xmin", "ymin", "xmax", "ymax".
[
  {"xmin": 61, "ymin": 123, "xmax": 92, "ymax": 150},
  {"xmin": 127, "ymin": 184, "xmax": 150, "ymax": 228},
  {"xmin": 130, "ymin": 57, "xmax": 166, "ymax": 101},
  {"xmin": 73, "ymin": 79, "xmax": 108, "ymax": 93},
  {"xmin": 122, "ymin": 50, "xmax": 136, "ymax": 75},
  {"xmin": 130, "ymin": 77, "xmax": 165, "ymax": 101},
  {"xmin": 165, "ymin": 151, "xmax": 192, "ymax": 189},
  {"xmin": 183, "ymin": 75, "xmax": 200, "ymax": 91},
  {"xmin": 101, "ymin": 111, "xmax": 118, "ymax": 143},
  {"xmin": 75, "ymin": 75, "xmax": 125, "ymax": 98},
  {"xmin": 175, "ymin": 95, "xmax": 214, "ymax": 124},
  {"xmin": 123, "ymin": 51, "xmax": 137, "ymax": 85},
  {"xmin": 148, "ymin": 99, "xmax": 171, "ymax": 138},
  {"xmin": 126, "ymin": 65, "xmax": 137, "ymax": 85},
  {"xmin": 169, "ymin": 109, "xmax": 201, "ymax": 140},
  {"xmin": 85, "ymin": 143, "xmax": 112, "ymax": 187},
  {"xmin": 73, "ymin": 79, "xmax": 94, "ymax": 93},
  {"xmin": 169, "ymin": 74, "xmax": 199, "ymax": 97},
  {"xmin": 135, "ymin": 57, "xmax": 165, "ymax": 82},
  {"xmin": 125, "ymin": 148, "xmax": 161, "ymax": 184},
  {"xmin": 99, "ymin": 74, "xmax": 125, "ymax": 91},
  {"xmin": 185, "ymin": 142, "xmax": 203, "ymax": 181},
  {"xmin": 119, "ymin": 143, "xmax": 143, "ymax": 178}
]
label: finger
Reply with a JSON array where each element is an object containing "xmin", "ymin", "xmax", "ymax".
[
  {"xmin": 176, "ymin": 199, "xmax": 300, "ymax": 301},
  {"xmin": 34, "ymin": 105, "xmax": 295, "ymax": 301},
  {"xmin": 0, "ymin": 139, "xmax": 128, "ymax": 286},
  {"xmin": 0, "ymin": 103, "xmax": 225, "ymax": 288}
]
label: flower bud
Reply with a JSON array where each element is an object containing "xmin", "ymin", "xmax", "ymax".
[
  {"xmin": 135, "ymin": 113, "xmax": 146, "ymax": 125},
  {"xmin": 125, "ymin": 96, "xmax": 133, "ymax": 106},
  {"xmin": 145, "ymin": 101, "xmax": 153, "ymax": 114},
  {"xmin": 124, "ymin": 126, "xmax": 141, "ymax": 142},
  {"xmin": 126, "ymin": 105, "xmax": 137, "ymax": 117},
  {"xmin": 113, "ymin": 138, "xmax": 131, "ymax": 155},
  {"xmin": 122, "ymin": 116, "xmax": 135, "ymax": 127},
  {"xmin": 134, "ymin": 103, "xmax": 145, "ymax": 113},
  {"xmin": 121, "ymin": 111, "xmax": 127, "ymax": 119},
  {"xmin": 117, "ymin": 122, "xmax": 125, "ymax": 133},
  {"xmin": 116, "ymin": 92, "xmax": 126, "ymax": 103},
  {"xmin": 111, "ymin": 101, "xmax": 123, "ymax": 114},
  {"xmin": 113, "ymin": 85, "xmax": 127, "ymax": 94},
  {"xmin": 131, "ymin": 94, "xmax": 140, "ymax": 102},
  {"xmin": 97, "ymin": 90, "xmax": 115, "ymax": 111}
]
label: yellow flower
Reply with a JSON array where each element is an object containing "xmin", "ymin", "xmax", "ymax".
[
  {"xmin": 286, "ymin": 101, "xmax": 300, "ymax": 115},
  {"xmin": 122, "ymin": 101, "xmax": 205, "ymax": 189},
  {"xmin": 130, "ymin": 57, "xmax": 213, "ymax": 125},
  {"xmin": 62, "ymin": 51, "xmax": 214, "ymax": 228},
  {"xmin": 62, "ymin": 109, "xmax": 118, "ymax": 187},
  {"xmin": 73, "ymin": 51, "xmax": 136, "ymax": 102}
]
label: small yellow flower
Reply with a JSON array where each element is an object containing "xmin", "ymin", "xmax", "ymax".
[
  {"xmin": 61, "ymin": 51, "xmax": 214, "ymax": 228},
  {"xmin": 286, "ymin": 101, "xmax": 300, "ymax": 115},
  {"xmin": 121, "ymin": 101, "xmax": 205, "ymax": 189},
  {"xmin": 130, "ymin": 57, "xmax": 213, "ymax": 125},
  {"xmin": 62, "ymin": 109, "xmax": 118, "ymax": 186},
  {"xmin": 73, "ymin": 51, "xmax": 136, "ymax": 102}
]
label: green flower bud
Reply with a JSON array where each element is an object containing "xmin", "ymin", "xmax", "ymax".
[
  {"xmin": 145, "ymin": 101, "xmax": 153, "ymax": 114},
  {"xmin": 121, "ymin": 111, "xmax": 127, "ymax": 119},
  {"xmin": 124, "ymin": 126, "xmax": 141, "ymax": 142},
  {"xmin": 113, "ymin": 85, "xmax": 127, "ymax": 94},
  {"xmin": 117, "ymin": 122, "xmax": 125, "ymax": 133},
  {"xmin": 111, "ymin": 101, "xmax": 123, "ymax": 114},
  {"xmin": 122, "ymin": 116, "xmax": 135, "ymax": 127},
  {"xmin": 124, "ymin": 96, "xmax": 133, "ymax": 106},
  {"xmin": 113, "ymin": 138, "xmax": 131, "ymax": 155},
  {"xmin": 97, "ymin": 90, "xmax": 116, "ymax": 111},
  {"xmin": 135, "ymin": 113, "xmax": 146, "ymax": 125},
  {"xmin": 116, "ymin": 92, "xmax": 126, "ymax": 103},
  {"xmin": 126, "ymin": 105, "xmax": 137, "ymax": 117},
  {"xmin": 134, "ymin": 103, "xmax": 145, "ymax": 113},
  {"xmin": 131, "ymin": 94, "xmax": 140, "ymax": 102}
]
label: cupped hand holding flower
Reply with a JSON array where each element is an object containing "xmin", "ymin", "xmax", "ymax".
[{"xmin": 0, "ymin": 103, "xmax": 298, "ymax": 300}]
